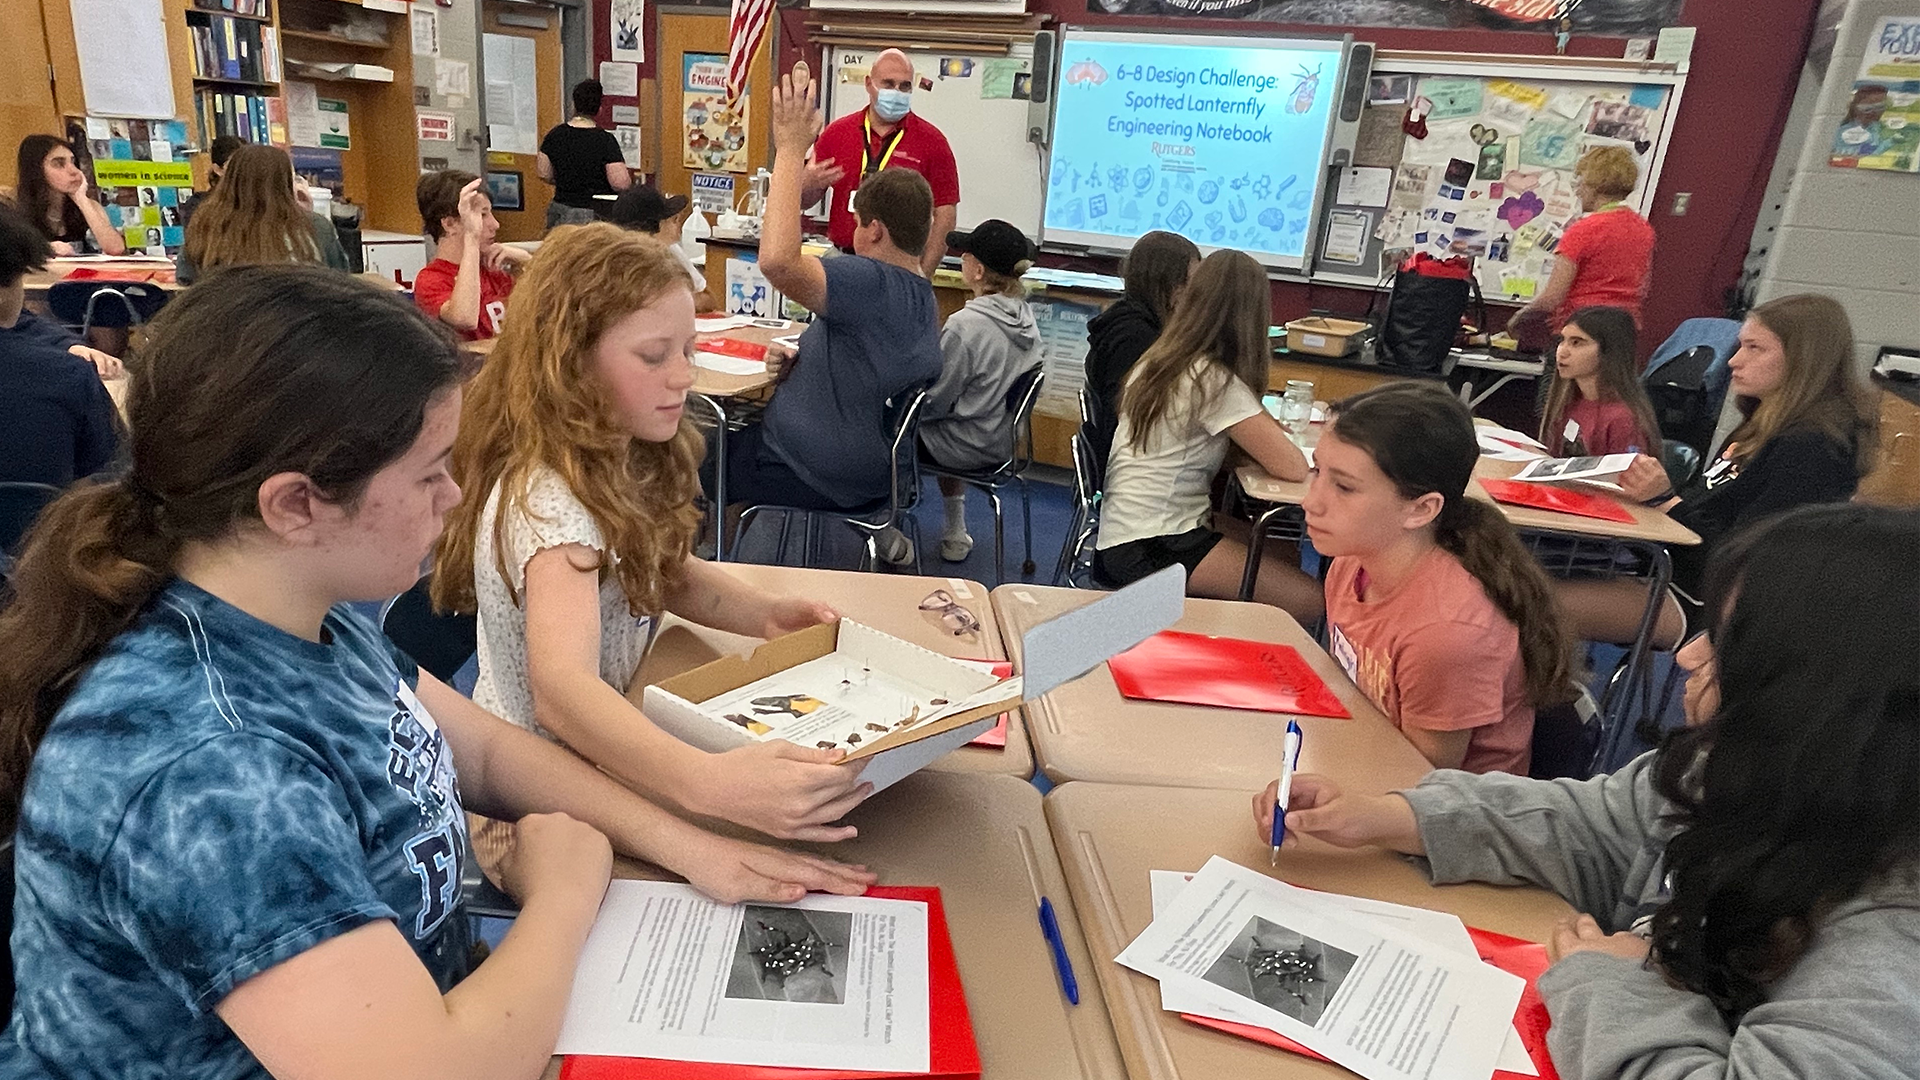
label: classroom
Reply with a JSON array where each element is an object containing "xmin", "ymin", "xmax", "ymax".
[{"xmin": 1, "ymin": 0, "xmax": 1917, "ymax": 1076}]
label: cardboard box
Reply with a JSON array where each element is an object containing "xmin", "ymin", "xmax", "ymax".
[
  {"xmin": 644, "ymin": 620, "xmax": 1022, "ymax": 795},
  {"xmin": 1284, "ymin": 316, "xmax": 1372, "ymax": 358}
]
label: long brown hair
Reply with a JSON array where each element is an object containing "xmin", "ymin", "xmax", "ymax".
[
  {"xmin": 181, "ymin": 143, "xmax": 321, "ymax": 272},
  {"xmin": 1120, "ymin": 229, "xmax": 1201, "ymax": 324},
  {"xmin": 1331, "ymin": 382, "xmax": 1575, "ymax": 706},
  {"xmin": 11, "ymin": 135, "xmax": 88, "ymax": 243},
  {"xmin": 0, "ymin": 266, "xmax": 462, "ymax": 837},
  {"xmin": 1728, "ymin": 294, "xmax": 1879, "ymax": 474},
  {"xmin": 433, "ymin": 223, "xmax": 703, "ymax": 618},
  {"xmin": 1537, "ymin": 306, "xmax": 1660, "ymax": 454},
  {"xmin": 1120, "ymin": 248, "xmax": 1270, "ymax": 450}
]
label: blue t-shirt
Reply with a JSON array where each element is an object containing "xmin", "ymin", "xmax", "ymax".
[
  {"xmin": 761, "ymin": 255, "xmax": 943, "ymax": 507},
  {"xmin": 3, "ymin": 580, "xmax": 473, "ymax": 1078}
]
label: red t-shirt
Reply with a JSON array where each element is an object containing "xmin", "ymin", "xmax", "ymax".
[
  {"xmin": 1560, "ymin": 395, "xmax": 1652, "ymax": 457},
  {"xmin": 1553, "ymin": 206, "xmax": 1655, "ymax": 329},
  {"xmin": 1324, "ymin": 548, "xmax": 1534, "ymax": 775},
  {"xmin": 811, "ymin": 109, "xmax": 960, "ymax": 251},
  {"xmin": 412, "ymin": 257, "xmax": 515, "ymax": 341}
]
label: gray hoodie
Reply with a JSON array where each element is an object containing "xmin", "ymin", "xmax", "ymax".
[
  {"xmin": 1401, "ymin": 753, "xmax": 1920, "ymax": 1079},
  {"xmin": 919, "ymin": 292, "xmax": 1042, "ymax": 472}
]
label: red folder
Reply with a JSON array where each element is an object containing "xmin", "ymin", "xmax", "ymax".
[
  {"xmin": 1107, "ymin": 631, "xmax": 1351, "ymax": 718},
  {"xmin": 960, "ymin": 660, "xmax": 1013, "ymax": 749},
  {"xmin": 61, "ymin": 267, "xmax": 161, "ymax": 283},
  {"xmin": 560, "ymin": 886, "xmax": 981, "ymax": 1080},
  {"xmin": 1182, "ymin": 926, "xmax": 1559, "ymax": 1080},
  {"xmin": 1479, "ymin": 478, "xmax": 1635, "ymax": 524},
  {"xmin": 698, "ymin": 337, "xmax": 770, "ymax": 361}
]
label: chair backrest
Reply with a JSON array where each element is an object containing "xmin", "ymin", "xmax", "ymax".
[
  {"xmin": 1644, "ymin": 345, "xmax": 1721, "ymax": 455},
  {"xmin": 46, "ymin": 281, "xmax": 170, "ymax": 332},
  {"xmin": 882, "ymin": 385, "xmax": 932, "ymax": 522},
  {"xmin": 999, "ymin": 366, "xmax": 1047, "ymax": 476},
  {"xmin": 380, "ymin": 574, "xmax": 478, "ymax": 683},
  {"xmin": 1078, "ymin": 382, "xmax": 1097, "ymax": 431},
  {"xmin": 0, "ymin": 482, "xmax": 62, "ymax": 555}
]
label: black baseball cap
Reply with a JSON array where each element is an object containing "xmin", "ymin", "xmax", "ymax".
[
  {"xmin": 606, "ymin": 184, "xmax": 689, "ymax": 230},
  {"xmin": 946, "ymin": 219, "xmax": 1035, "ymax": 277}
]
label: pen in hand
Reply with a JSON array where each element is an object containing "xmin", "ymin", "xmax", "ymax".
[
  {"xmin": 1271, "ymin": 719, "xmax": 1303, "ymax": 866},
  {"xmin": 1039, "ymin": 897, "xmax": 1079, "ymax": 1006}
]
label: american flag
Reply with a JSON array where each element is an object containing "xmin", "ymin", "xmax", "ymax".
[{"xmin": 726, "ymin": 0, "xmax": 774, "ymax": 108}]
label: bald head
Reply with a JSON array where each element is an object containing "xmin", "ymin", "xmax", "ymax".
[
  {"xmin": 867, "ymin": 49, "xmax": 917, "ymax": 121},
  {"xmin": 871, "ymin": 50, "xmax": 914, "ymax": 83}
]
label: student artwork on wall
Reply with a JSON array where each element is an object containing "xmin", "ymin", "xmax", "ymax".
[
  {"xmin": 1084, "ymin": 0, "xmax": 1681, "ymax": 35},
  {"xmin": 684, "ymin": 53, "xmax": 749, "ymax": 173}
]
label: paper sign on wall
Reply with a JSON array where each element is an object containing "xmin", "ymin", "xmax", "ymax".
[
  {"xmin": 609, "ymin": 0, "xmax": 644, "ymax": 63},
  {"xmin": 435, "ymin": 58, "xmax": 470, "ymax": 99},
  {"xmin": 1862, "ymin": 16, "xmax": 1920, "ymax": 80},
  {"xmin": 317, "ymin": 98, "xmax": 350, "ymax": 149},
  {"xmin": 691, "ymin": 171, "xmax": 735, "ymax": 214},
  {"xmin": 615, "ymin": 125, "xmax": 642, "ymax": 167},
  {"xmin": 600, "ymin": 61, "xmax": 639, "ymax": 98},
  {"xmin": 612, "ymin": 105, "xmax": 641, "ymax": 124},
  {"xmin": 411, "ymin": 8, "xmax": 439, "ymax": 57}
]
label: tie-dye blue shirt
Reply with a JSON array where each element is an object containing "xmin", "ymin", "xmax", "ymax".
[{"xmin": 3, "ymin": 579, "xmax": 473, "ymax": 1078}]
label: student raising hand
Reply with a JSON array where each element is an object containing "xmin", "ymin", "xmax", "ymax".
[{"xmin": 771, "ymin": 68, "xmax": 825, "ymax": 157}]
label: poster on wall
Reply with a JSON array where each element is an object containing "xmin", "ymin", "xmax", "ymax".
[
  {"xmin": 92, "ymin": 157, "xmax": 195, "ymax": 255},
  {"xmin": 1831, "ymin": 16, "xmax": 1920, "ymax": 172},
  {"xmin": 610, "ymin": 0, "xmax": 645, "ymax": 63},
  {"xmin": 684, "ymin": 53, "xmax": 749, "ymax": 173},
  {"xmin": 1083, "ymin": 0, "xmax": 1680, "ymax": 35}
]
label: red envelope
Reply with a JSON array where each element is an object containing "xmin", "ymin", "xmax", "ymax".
[
  {"xmin": 1106, "ymin": 631, "xmax": 1350, "ymax": 718},
  {"xmin": 561, "ymin": 886, "xmax": 981, "ymax": 1080},
  {"xmin": 1183, "ymin": 926, "xmax": 1559, "ymax": 1080},
  {"xmin": 1479, "ymin": 478, "xmax": 1636, "ymax": 523}
]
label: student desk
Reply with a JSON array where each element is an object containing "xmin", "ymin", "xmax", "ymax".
[
  {"xmin": 989, "ymin": 585, "xmax": 1431, "ymax": 791},
  {"xmin": 20, "ymin": 258, "xmax": 180, "ymax": 308},
  {"xmin": 1044, "ymin": 781, "xmax": 1573, "ymax": 1080},
  {"xmin": 630, "ymin": 563, "xmax": 1033, "ymax": 778},
  {"xmin": 542, "ymin": 771, "xmax": 1126, "ymax": 1080},
  {"xmin": 1234, "ymin": 453, "xmax": 1699, "ymax": 768}
]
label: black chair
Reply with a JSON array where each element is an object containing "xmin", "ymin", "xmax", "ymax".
[
  {"xmin": 1053, "ymin": 430, "xmax": 1107, "ymax": 589},
  {"xmin": 0, "ymin": 482, "xmax": 62, "ymax": 556},
  {"xmin": 734, "ymin": 387, "xmax": 932, "ymax": 572},
  {"xmin": 381, "ymin": 574, "xmax": 478, "ymax": 683},
  {"xmin": 1644, "ymin": 344, "xmax": 1719, "ymax": 456},
  {"xmin": 46, "ymin": 281, "xmax": 170, "ymax": 336},
  {"xmin": 923, "ymin": 367, "xmax": 1046, "ymax": 582}
]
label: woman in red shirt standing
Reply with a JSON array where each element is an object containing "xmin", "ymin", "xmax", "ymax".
[{"xmin": 1508, "ymin": 146, "xmax": 1655, "ymax": 338}]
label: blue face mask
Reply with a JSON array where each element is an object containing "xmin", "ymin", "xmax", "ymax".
[{"xmin": 873, "ymin": 88, "xmax": 912, "ymax": 123}]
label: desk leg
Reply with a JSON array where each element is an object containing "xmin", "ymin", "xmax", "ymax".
[
  {"xmin": 1238, "ymin": 504, "xmax": 1291, "ymax": 602},
  {"xmin": 1592, "ymin": 542, "xmax": 1672, "ymax": 773},
  {"xmin": 694, "ymin": 393, "xmax": 728, "ymax": 561},
  {"xmin": 1463, "ymin": 372, "xmax": 1525, "ymax": 411}
]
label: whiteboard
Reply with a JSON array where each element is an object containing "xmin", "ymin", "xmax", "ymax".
[
  {"xmin": 1310, "ymin": 55, "xmax": 1687, "ymax": 303},
  {"xmin": 825, "ymin": 44, "xmax": 1044, "ymax": 238}
]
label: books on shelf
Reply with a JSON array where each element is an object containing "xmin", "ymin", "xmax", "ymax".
[
  {"xmin": 188, "ymin": 13, "xmax": 279, "ymax": 85},
  {"xmin": 192, "ymin": 0, "xmax": 271, "ymax": 16},
  {"xmin": 195, "ymin": 88, "xmax": 280, "ymax": 146}
]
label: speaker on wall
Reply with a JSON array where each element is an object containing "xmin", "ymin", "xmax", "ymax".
[
  {"xmin": 1341, "ymin": 41, "xmax": 1373, "ymax": 123},
  {"xmin": 1027, "ymin": 29, "xmax": 1056, "ymax": 146}
]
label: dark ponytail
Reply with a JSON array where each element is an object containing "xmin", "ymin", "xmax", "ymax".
[
  {"xmin": 0, "ymin": 265, "xmax": 462, "ymax": 836},
  {"xmin": 1330, "ymin": 382, "xmax": 1575, "ymax": 706}
]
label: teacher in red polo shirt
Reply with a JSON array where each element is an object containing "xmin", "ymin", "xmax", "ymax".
[
  {"xmin": 1508, "ymin": 145, "xmax": 1656, "ymax": 344},
  {"xmin": 800, "ymin": 48, "xmax": 959, "ymax": 275}
]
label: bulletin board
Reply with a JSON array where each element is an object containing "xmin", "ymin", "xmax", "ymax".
[
  {"xmin": 825, "ymin": 43, "xmax": 1044, "ymax": 236},
  {"xmin": 1310, "ymin": 53, "xmax": 1687, "ymax": 304}
]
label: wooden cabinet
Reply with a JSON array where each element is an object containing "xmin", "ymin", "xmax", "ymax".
[{"xmin": 1858, "ymin": 382, "xmax": 1920, "ymax": 508}]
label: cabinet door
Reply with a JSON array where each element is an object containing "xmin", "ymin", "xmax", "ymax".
[{"xmin": 1858, "ymin": 390, "xmax": 1920, "ymax": 508}]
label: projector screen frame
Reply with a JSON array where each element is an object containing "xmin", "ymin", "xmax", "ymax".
[{"xmin": 1037, "ymin": 26, "xmax": 1357, "ymax": 277}]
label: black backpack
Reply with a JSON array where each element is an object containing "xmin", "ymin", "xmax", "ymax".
[{"xmin": 1645, "ymin": 345, "xmax": 1719, "ymax": 456}]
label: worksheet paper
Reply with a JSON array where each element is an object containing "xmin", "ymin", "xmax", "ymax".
[
  {"xmin": 1509, "ymin": 453, "xmax": 1635, "ymax": 484},
  {"xmin": 693, "ymin": 352, "xmax": 767, "ymax": 375},
  {"xmin": 555, "ymin": 880, "xmax": 931, "ymax": 1071},
  {"xmin": 1119, "ymin": 857, "xmax": 1523, "ymax": 1080},
  {"xmin": 1148, "ymin": 871, "xmax": 1535, "ymax": 1076},
  {"xmin": 695, "ymin": 653, "xmax": 1018, "ymax": 756}
]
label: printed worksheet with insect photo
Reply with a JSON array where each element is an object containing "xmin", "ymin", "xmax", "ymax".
[
  {"xmin": 555, "ymin": 880, "xmax": 932, "ymax": 1071},
  {"xmin": 698, "ymin": 654, "xmax": 966, "ymax": 753}
]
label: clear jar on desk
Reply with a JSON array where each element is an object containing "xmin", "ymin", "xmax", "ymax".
[{"xmin": 1279, "ymin": 379, "xmax": 1315, "ymax": 436}]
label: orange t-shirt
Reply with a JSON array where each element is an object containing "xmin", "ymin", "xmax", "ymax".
[{"xmin": 1323, "ymin": 548, "xmax": 1534, "ymax": 775}]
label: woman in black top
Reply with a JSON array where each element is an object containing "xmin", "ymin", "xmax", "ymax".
[
  {"xmin": 1559, "ymin": 293, "xmax": 1880, "ymax": 642},
  {"xmin": 8, "ymin": 135, "xmax": 126, "ymax": 255},
  {"xmin": 536, "ymin": 79, "xmax": 631, "ymax": 230},
  {"xmin": 1082, "ymin": 230, "xmax": 1198, "ymax": 471}
]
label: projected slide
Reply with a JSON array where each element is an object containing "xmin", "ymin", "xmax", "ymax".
[{"xmin": 1044, "ymin": 31, "xmax": 1345, "ymax": 270}]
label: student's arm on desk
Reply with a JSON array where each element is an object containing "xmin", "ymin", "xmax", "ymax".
[
  {"xmin": 757, "ymin": 74, "xmax": 829, "ymax": 313},
  {"xmin": 666, "ymin": 554, "xmax": 839, "ymax": 640},
  {"xmin": 522, "ymin": 544, "xmax": 873, "ymax": 842},
  {"xmin": 1228, "ymin": 411, "xmax": 1310, "ymax": 482}
]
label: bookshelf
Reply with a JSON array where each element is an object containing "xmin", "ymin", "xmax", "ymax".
[{"xmin": 277, "ymin": 0, "xmax": 416, "ymax": 231}]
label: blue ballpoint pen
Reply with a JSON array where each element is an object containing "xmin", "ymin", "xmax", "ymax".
[
  {"xmin": 1038, "ymin": 897, "xmax": 1080, "ymax": 1005},
  {"xmin": 1271, "ymin": 719, "xmax": 1304, "ymax": 866}
]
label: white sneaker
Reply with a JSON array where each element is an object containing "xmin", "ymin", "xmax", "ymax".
[
  {"xmin": 874, "ymin": 526, "xmax": 915, "ymax": 567},
  {"xmin": 939, "ymin": 533, "xmax": 974, "ymax": 562}
]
